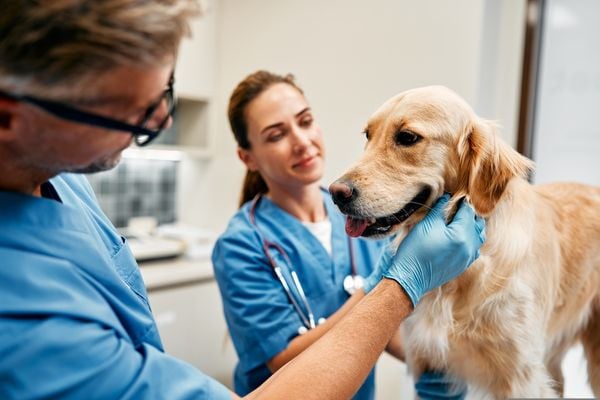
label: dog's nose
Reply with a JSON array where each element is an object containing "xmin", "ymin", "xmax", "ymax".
[{"xmin": 329, "ymin": 181, "xmax": 358, "ymax": 206}]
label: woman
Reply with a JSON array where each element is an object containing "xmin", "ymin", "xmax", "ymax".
[{"xmin": 211, "ymin": 71, "xmax": 465, "ymax": 399}]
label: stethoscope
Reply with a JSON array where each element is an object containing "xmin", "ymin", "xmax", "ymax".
[{"xmin": 249, "ymin": 192, "xmax": 364, "ymax": 334}]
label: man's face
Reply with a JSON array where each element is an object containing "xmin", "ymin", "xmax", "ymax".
[{"xmin": 2, "ymin": 64, "xmax": 173, "ymax": 177}]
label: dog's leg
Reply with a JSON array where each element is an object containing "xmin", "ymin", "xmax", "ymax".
[
  {"xmin": 545, "ymin": 337, "xmax": 574, "ymax": 397},
  {"xmin": 470, "ymin": 351, "xmax": 557, "ymax": 398},
  {"xmin": 581, "ymin": 300, "xmax": 600, "ymax": 397},
  {"xmin": 497, "ymin": 330, "xmax": 558, "ymax": 399},
  {"xmin": 546, "ymin": 356, "xmax": 566, "ymax": 396},
  {"xmin": 448, "ymin": 323, "xmax": 558, "ymax": 399},
  {"xmin": 507, "ymin": 365, "xmax": 559, "ymax": 399}
]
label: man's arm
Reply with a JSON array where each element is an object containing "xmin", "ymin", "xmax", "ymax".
[
  {"xmin": 266, "ymin": 288, "xmax": 366, "ymax": 372},
  {"xmin": 385, "ymin": 328, "xmax": 405, "ymax": 361},
  {"xmin": 246, "ymin": 279, "xmax": 411, "ymax": 400}
]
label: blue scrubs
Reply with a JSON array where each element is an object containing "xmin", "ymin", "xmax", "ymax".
[
  {"xmin": 0, "ymin": 174, "xmax": 230, "ymax": 400},
  {"xmin": 212, "ymin": 190, "xmax": 384, "ymax": 399}
]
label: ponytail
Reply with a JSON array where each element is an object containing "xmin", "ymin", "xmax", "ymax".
[{"xmin": 239, "ymin": 170, "xmax": 268, "ymax": 207}]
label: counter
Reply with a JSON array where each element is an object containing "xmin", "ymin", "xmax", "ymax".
[{"xmin": 139, "ymin": 257, "xmax": 214, "ymax": 290}]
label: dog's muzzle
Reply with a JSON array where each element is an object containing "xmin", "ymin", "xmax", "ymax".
[{"xmin": 329, "ymin": 183, "xmax": 432, "ymax": 238}]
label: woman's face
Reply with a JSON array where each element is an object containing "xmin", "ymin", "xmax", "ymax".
[{"xmin": 239, "ymin": 82, "xmax": 325, "ymax": 192}]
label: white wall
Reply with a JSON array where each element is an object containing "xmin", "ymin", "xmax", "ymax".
[
  {"xmin": 183, "ymin": 0, "xmax": 527, "ymax": 234},
  {"xmin": 531, "ymin": 1, "xmax": 600, "ymax": 396},
  {"xmin": 532, "ymin": 0, "xmax": 600, "ymax": 186}
]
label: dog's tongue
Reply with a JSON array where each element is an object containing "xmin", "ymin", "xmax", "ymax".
[{"xmin": 345, "ymin": 216, "xmax": 369, "ymax": 237}]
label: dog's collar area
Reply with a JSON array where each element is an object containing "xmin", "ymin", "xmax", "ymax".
[{"xmin": 361, "ymin": 186, "xmax": 432, "ymax": 237}]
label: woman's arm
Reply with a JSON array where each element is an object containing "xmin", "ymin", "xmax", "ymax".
[{"xmin": 266, "ymin": 288, "xmax": 366, "ymax": 372}]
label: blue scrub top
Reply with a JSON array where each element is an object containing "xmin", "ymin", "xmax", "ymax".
[
  {"xmin": 212, "ymin": 190, "xmax": 384, "ymax": 399},
  {"xmin": 0, "ymin": 174, "xmax": 230, "ymax": 400}
]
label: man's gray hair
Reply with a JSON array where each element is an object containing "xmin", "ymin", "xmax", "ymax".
[{"xmin": 0, "ymin": 0, "xmax": 199, "ymax": 93}]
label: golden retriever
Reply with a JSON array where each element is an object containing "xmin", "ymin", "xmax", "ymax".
[{"xmin": 330, "ymin": 86, "xmax": 600, "ymax": 398}]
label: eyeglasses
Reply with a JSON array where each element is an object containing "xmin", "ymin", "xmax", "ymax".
[{"xmin": 0, "ymin": 73, "xmax": 176, "ymax": 146}]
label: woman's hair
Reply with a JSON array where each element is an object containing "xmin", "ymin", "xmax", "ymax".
[
  {"xmin": 0, "ymin": 0, "xmax": 199, "ymax": 94},
  {"xmin": 227, "ymin": 70, "xmax": 304, "ymax": 207}
]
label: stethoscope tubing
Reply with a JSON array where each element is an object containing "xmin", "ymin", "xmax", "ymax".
[
  {"xmin": 249, "ymin": 192, "xmax": 359, "ymax": 331},
  {"xmin": 267, "ymin": 240, "xmax": 316, "ymax": 329}
]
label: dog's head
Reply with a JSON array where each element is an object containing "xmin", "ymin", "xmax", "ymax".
[{"xmin": 330, "ymin": 85, "xmax": 534, "ymax": 238}]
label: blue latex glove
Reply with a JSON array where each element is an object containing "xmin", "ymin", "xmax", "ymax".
[
  {"xmin": 415, "ymin": 370, "xmax": 467, "ymax": 400},
  {"xmin": 363, "ymin": 240, "xmax": 395, "ymax": 294},
  {"xmin": 382, "ymin": 194, "xmax": 485, "ymax": 306}
]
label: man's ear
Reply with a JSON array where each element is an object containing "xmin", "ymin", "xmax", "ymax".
[
  {"xmin": 0, "ymin": 97, "xmax": 18, "ymax": 130},
  {"xmin": 459, "ymin": 118, "xmax": 534, "ymax": 215},
  {"xmin": 0, "ymin": 111, "xmax": 11, "ymax": 129},
  {"xmin": 237, "ymin": 147, "xmax": 258, "ymax": 171}
]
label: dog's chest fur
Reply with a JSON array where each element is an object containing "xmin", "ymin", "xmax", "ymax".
[{"xmin": 399, "ymin": 180, "xmax": 600, "ymax": 397}]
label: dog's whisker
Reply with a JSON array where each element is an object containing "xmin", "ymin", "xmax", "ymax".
[
  {"xmin": 391, "ymin": 214, "xmax": 403, "ymax": 224},
  {"xmin": 407, "ymin": 201, "xmax": 434, "ymax": 212}
]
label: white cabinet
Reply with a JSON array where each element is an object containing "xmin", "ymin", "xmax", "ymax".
[
  {"xmin": 147, "ymin": 0, "xmax": 217, "ymax": 158},
  {"xmin": 175, "ymin": 0, "xmax": 217, "ymax": 100},
  {"xmin": 140, "ymin": 258, "xmax": 237, "ymax": 389},
  {"xmin": 147, "ymin": 278, "xmax": 237, "ymax": 389}
]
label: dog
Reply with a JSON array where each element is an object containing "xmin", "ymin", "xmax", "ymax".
[{"xmin": 329, "ymin": 86, "xmax": 600, "ymax": 398}]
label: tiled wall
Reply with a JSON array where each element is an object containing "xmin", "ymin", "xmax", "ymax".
[{"xmin": 87, "ymin": 158, "xmax": 179, "ymax": 228}]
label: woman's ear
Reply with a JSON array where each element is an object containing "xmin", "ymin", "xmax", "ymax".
[
  {"xmin": 237, "ymin": 147, "xmax": 258, "ymax": 172},
  {"xmin": 460, "ymin": 119, "xmax": 534, "ymax": 215}
]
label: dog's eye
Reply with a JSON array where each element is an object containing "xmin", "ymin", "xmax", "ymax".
[
  {"xmin": 394, "ymin": 130, "xmax": 421, "ymax": 146},
  {"xmin": 363, "ymin": 129, "xmax": 370, "ymax": 141}
]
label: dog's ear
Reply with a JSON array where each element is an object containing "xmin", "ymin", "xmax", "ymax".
[{"xmin": 458, "ymin": 119, "xmax": 534, "ymax": 215}]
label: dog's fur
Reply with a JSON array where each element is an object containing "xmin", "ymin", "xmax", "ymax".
[{"xmin": 334, "ymin": 86, "xmax": 600, "ymax": 398}]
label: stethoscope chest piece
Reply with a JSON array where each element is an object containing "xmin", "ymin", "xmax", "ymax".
[
  {"xmin": 343, "ymin": 274, "xmax": 364, "ymax": 296},
  {"xmin": 297, "ymin": 317, "xmax": 327, "ymax": 335},
  {"xmin": 297, "ymin": 326, "xmax": 308, "ymax": 335}
]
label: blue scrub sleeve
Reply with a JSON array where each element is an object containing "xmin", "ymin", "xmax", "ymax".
[
  {"xmin": 0, "ymin": 317, "xmax": 231, "ymax": 400},
  {"xmin": 0, "ymin": 255, "xmax": 231, "ymax": 400},
  {"xmin": 212, "ymin": 227, "xmax": 304, "ymax": 372}
]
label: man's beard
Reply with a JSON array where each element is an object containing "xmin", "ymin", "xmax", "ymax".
[{"xmin": 67, "ymin": 153, "xmax": 122, "ymax": 174}]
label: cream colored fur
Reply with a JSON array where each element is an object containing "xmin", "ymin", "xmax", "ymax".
[{"xmin": 336, "ymin": 86, "xmax": 600, "ymax": 398}]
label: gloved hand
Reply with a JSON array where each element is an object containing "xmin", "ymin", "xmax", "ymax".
[
  {"xmin": 382, "ymin": 194, "xmax": 485, "ymax": 306},
  {"xmin": 363, "ymin": 240, "xmax": 395, "ymax": 294},
  {"xmin": 415, "ymin": 370, "xmax": 467, "ymax": 400}
]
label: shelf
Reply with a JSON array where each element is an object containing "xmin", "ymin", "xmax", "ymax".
[
  {"xmin": 148, "ymin": 145, "xmax": 213, "ymax": 160},
  {"xmin": 176, "ymin": 91, "xmax": 211, "ymax": 103},
  {"xmin": 174, "ymin": 97, "xmax": 211, "ymax": 149},
  {"xmin": 135, "ymin": 97, "xmax": 213, "ymax": 159}
]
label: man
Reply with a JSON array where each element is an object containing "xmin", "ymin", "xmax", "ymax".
[{"xmin": 0, "ymin": 1, "xmax": 485, "ymax": 398}]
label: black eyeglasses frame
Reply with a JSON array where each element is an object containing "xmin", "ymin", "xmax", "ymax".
[{"xmin": 0, "ymin": 74, "xmax": 176, "ymax": 146}]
